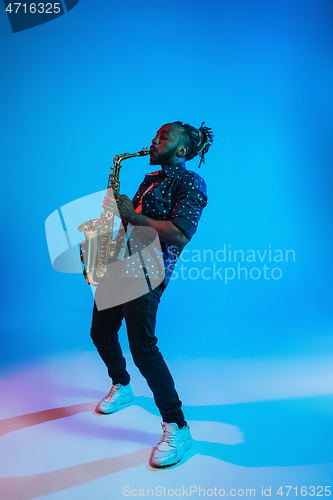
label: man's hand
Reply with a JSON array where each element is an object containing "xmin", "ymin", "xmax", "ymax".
[
  {"xmin": 102, "ymin": 194, "xmax": 188, "ymax": 246},
  {"xmin": 116, "ymin": 194, "xmax": 136, "ymax": 221},
  {"xmin": 102, "ymin": 194, "xmax": 118, "ymax": 213},
  {"xmin": 102, "ymin": 194, "xmax": 135, "ymax": 222}
]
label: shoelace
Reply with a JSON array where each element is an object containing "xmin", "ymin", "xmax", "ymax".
[
  {"xmin": 104, "ymin": 384, "xmax": 120, "ymax": 401},
  {"xmin": 159, "ymin": 423, "xmax": 177, "ymax": 446}
]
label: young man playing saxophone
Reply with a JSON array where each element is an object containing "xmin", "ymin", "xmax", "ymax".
[{"xmin": 91, "ymin": 121, "xmax": 213, "ymax": 467}]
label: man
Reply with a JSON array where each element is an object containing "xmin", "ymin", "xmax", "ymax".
[{"xmin": 90, "ymin": 121, "xmax": 213, "ymax": 467}]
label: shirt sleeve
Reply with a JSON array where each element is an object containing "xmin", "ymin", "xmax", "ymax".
[{"xmin": 170, "ymin": 173, "xmax": 208, "ymax": 241}]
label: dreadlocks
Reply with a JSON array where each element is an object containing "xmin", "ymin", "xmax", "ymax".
[{"xmin": 173, "ymin": 121, "xmax": 214, "ymax": 167}]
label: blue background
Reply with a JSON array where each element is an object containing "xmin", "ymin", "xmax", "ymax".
[{"xmin": 1, "ymin": 0, "xmax": 333, "ymax": 370}]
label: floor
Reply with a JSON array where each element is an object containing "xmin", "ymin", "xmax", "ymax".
[{"xmin": 1, "ymin": 350, "xmax": 332, "ymax": 500}]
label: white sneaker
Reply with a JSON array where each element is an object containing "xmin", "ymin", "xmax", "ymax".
[
  {"xmin": 96, "ymin": 383, "xmax": 134, "ymax": 414},
  {"xmin": 151, "ymin": 422, "xmax": 193, "ymax": 467}
]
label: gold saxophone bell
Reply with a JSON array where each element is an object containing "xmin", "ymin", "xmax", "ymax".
[{"xmin": 78, "ymin": 148, "xmax": 150, "ymax": 286}]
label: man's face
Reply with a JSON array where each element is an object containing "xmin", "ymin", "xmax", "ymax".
[{"xmin": 149, "ymin": 123, "xmax": 185, "ymax": 167}]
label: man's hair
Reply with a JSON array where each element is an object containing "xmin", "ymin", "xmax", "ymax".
[{"xmin": 173, "ymin": 121, "xmax": 214, "ymax": 167}]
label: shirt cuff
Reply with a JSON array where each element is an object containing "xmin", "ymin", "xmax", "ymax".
[{"xmin": 171, "ymin": 217, "xmax": 196, "ymax": 242}]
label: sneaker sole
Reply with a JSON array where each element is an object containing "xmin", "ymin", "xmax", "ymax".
[{"xmin": 151, "ymin": 434, "xmax": 193, "ymax": 468}]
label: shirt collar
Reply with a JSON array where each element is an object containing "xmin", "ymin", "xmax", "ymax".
[{"xmin": 144, "ymin": 162, "xmax": 186, "ymax": 179}]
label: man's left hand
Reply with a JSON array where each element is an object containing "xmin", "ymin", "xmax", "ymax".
[{"xmin": 116, "ymin": 194, "xmax": 136, "ymax": 222}]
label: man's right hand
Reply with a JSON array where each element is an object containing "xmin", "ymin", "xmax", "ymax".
[{"xmin": 102, "ymin": 194, "xmax": 118, "ymax": 213}]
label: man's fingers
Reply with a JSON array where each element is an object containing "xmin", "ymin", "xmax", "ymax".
[
  {"xmin": 103, "ymin": 203, "xmax": 118, "ymax": 208},
  {"xmin": 102, "ymin": 198, "xmax": 118, "ymax": 210}
]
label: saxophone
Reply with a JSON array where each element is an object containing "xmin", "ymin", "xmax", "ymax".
[{"xmin": 78, "ymin": 148, "xmax": 150, "ymax": 286}]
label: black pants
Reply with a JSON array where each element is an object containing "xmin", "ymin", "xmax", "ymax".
[{"xmin": 90, "ymin": 280, "xmax": 185, "ymax": 427}]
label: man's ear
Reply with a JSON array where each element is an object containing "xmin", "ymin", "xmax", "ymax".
[{"xmin": 176, "ymin": 145, "xmax": 188, "ymax": 158}]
